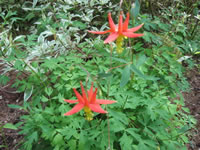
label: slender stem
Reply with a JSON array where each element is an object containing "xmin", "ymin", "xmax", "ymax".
[
  {"xmin": 106, "ymin": 44, "xmax": 114, "ymax": 149},
  {"xmin": 106, "ymin": 108, "xmax": 111, "ymax": 150},
  {"xmin": 107, "ymin": 63, "xmax": 131, "ymax": 73},
  {"xmin": 122, "ymin": 96, "xmax": 129, "ymax": 109},
  {"xmin": 190, "ymin": 19, "xmax": 199, "ymax": 40},
  {"xmin": 131, "ymin": 48, "xmax": 134, "ymax": 63},
  {"xmin": 149, "ymin": 1, "xmax": 155, "ymax": 19},
  {"xmin": 123, "ymin": 0, "xmax": 130, "ymax": 10},
  {"xmin": 107, "ymin": 44, "xmax": 114, "ymax": 98},
  {"xmin": 109, "ymin": 44, "xmax": 113, "ymax": 68},
  {"xmin": 161, "ymin": 128, "xmax": 192, "ymax": 141}
]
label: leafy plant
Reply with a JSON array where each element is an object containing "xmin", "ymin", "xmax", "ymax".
[{"xmin": 0, "ymin": 0, "xmax": 198, "ymax": 150}]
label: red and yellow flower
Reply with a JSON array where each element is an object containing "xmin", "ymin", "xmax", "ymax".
[
  {"xmin": 64, "ymin": 82, "xmax": 116, "ymax": 120},
  {"xmin": 88, "ymin": 12, "xmax": 144, "ymax": 53}
]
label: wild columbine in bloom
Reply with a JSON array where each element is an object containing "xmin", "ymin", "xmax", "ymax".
[
  {"xmin": 64, "ymin": 82, "xmax": 116, "ymax": 121},
  {"xmin": 88, "ymin": 12, "xmax": 144, "ymax": 53}
]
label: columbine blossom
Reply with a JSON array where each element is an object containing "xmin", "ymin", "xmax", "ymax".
[
  {"xmin": 64, "ymin": 82, "xmax": 116, "ymax": 120},
  {"xmin": 88, "ymin": 12, "xmax": 144, "ymax": 53}
]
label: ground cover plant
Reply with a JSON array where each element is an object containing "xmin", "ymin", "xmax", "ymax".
[{"xmin": 0, "ymin": 0, "xmax": 200, "ymax": 150}]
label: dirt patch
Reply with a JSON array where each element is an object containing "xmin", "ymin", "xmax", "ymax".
[
  {"xmin": 184, "ymin": 67, "xmax": 200, "ymax": 150},
  {"xmin": 0, "ymin": 89, "xmax": 24, "ymax": 150},
  {"xmin": 0, "ymin": 63, "xmax": 24, "ymax": 150}
]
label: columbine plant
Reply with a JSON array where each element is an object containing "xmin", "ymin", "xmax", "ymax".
[
  {"xmin": 89, "ymin": 12, "xmax": 144, "ymax": 53},
  {"xmin": 64, "ymin": 82, "xmax": 116, "ymax": 121}
]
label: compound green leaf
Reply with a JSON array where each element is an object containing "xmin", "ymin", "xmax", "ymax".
[
  {"xmin": 136, "ymin": 54, "xmax": 147, "ymax": 67},
  {"xmin": 130, "ymin": 64, "xmax": 146, "ymax": 79},
  {"xmin": 119, "ymin": 132, "xmax": 133, "ymax": 150},
  {"xmin": 3, "ymin": 123, "xmax": 17, "ymax": 130},
  {"xmin": 53, "ymin": 133, "xmax": 64, "ymax": 145},
  {"xmin": 120, "ymin": 65, "xmax": 131, "ymax": 87},
  {"xmin": 126, "ymin": 128, "xmax": 141, "ymax": 141}
]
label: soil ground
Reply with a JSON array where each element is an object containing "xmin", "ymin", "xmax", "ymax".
[
  {"xmin": 0, "ymin": 64, "xmax": 24, "ymax": 150},
  {"xmin": 0, "ymin": 61, "xmax": 199, "ymax": 150},
  {"xmin": 184, "ymin": 66, "xmax": 200, "ymax": 150}
]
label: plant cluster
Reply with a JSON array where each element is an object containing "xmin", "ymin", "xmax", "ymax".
[{"xmin": 0, "ymin": 0, "xmax": 199, "ymax": 150}]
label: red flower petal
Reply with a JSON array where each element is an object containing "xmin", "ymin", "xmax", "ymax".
[
  {"xmin": 122, "ymin": 32, "xmax": 144, "ymax": 38},
  {"xmin": 118, "ymin": 12, "xmax": 123, "ymax": 34},
  {"xmin": 90, "ymin": 88, "xmax": 97, "ymax": 103},
  {"xmin": 96, "ymin": 99, "xmax": 116, "ymax": 104},
  {"xmin": 88, "ymin": 30, "xmax": 110, "ymax": 34},
  {"xmin": 80, "ymin": 82, "xmax": 88, "ymax": 101},
  {"xmin": 64, "ymin": 99, "xmax": 78, "ymax": 103},
  {"xmin": 88, "ymin": 82, "xmax": 94, "ymax": 100},
  {"xmin": 123, "ymin": 13, "xmax": 129, "ymax": 31},
  {"xmin": 108, "ymin": 12, "xmax": 116, "ymax": 32},
  {"xmin": 89, "ymin": 104, "xmax": 107, "ymax": 113},
  {"xmin": 104, "ymin": 32, "xmax": 119, "ymax": 43},
  {"xmin": 64, "ymin": 103, "xmax": 84, "ymax": 116},
  {"xmin": 127, "ymin": 23, "xmax": 144, "ymax": 32},
  {"xmin": 73, "ymin": 88, "xmax": 84, "ymax": 103}
]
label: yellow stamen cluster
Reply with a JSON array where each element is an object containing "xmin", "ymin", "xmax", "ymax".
[
  {"xmin": 116, "ymin": 35, "xmax": 124, "ymax": 54},
  {"xmin": 84, "ymin": 107, "xmax": 93, "ymax": 121}
]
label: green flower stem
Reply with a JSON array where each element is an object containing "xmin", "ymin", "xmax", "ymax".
[
  {"xmin": 106, "ymin": 106, "xmax": 111, "ymax": 149},
  {"xmin": 191, "ymin": 19, "xmax": 199, "ymax": 40},
  {"xmin": 105, "ymin": 44, "xmax": 114, "ymax": 149},
  {"xmin": 131, "ymin": 47, "xmax": 134, "ymax": 63},
  {"xmin": 122, "ymin": 96, "xmax": 129, "ymax": 109},
  {"xmin": 161, "ymin": 128, "xmax": 191, "ymax": 141},
  {"xmin": 130, "ymin": 40, "xmax": 135, "ymax": 81},
  {"xmin": 123, "ymin": 0, "xmax": 131, "ymax": 10},
  {"xmin": 109, "ymin": 44, "xmax": 113, "ymax": 68},
  {"xmin": 107, "ymin": 63, "xmax": 131, "ymax": 73},
  {"xmin": 107, "ymin": 44, "xmax": 114, "ymax": 98}
]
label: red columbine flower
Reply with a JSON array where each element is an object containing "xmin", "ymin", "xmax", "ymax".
[
  {"xmin": 64, "ymin": 82, "xmax": 116, "ymax": 120},
  {"xmin": 88, "ymin": 12, "xmax": 144, "ymax": 53}
]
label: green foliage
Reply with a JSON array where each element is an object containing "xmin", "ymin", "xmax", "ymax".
[
  {"xmin": 0, "ymin": 0, "xmax": 199, "ymax": 150},
  {"xmin": 130, "ymin": 0, "xmax": 140, "ymax": 19},
  {"xmin": 10, "ymin": 46, "xmax": 194, "ymax": 149},
  {"xmin": 3, "ymin": 123, "xmax": 17, "ymax": 130}
]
